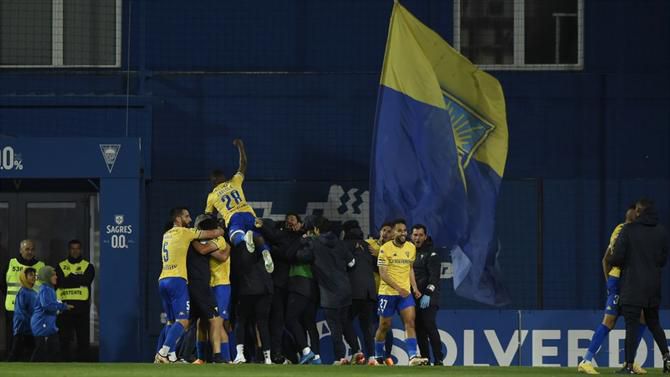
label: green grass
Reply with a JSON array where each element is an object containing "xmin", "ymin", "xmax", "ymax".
[{"xmin": 0, "ymin": 363, "xmax": 648, "ymax": 377}]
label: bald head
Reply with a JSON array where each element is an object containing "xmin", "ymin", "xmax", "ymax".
[{"xmin": 20, "ymin": 240, "xmax": 35, "ymax": 261}]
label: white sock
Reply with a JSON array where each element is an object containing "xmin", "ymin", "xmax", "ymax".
[
  {"xmin": 264, "ymin": 350, "xmax": 272, "ymax": 364},
  {"xmin": 158, "ymin": 346, "xmax": 170, "ymax": 357},
  {"xmin": 168, "ymin": 352, "xmax": 177, "ymax": 362},
  {"xmin": 302, "ymin": 347, "xmax": 311, "ymax": 356},
  {"xmin": 236, "ymin": 344, "xmax": 244, "ymax": 357},
  {"xmin": 314, "ymin": 354, "xmax": 321, "ymax": 360}
]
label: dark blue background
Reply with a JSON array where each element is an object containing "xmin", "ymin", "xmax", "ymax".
[{"xmin": 0, "ymin": 0, "xmax": 668, "ymax": 361}]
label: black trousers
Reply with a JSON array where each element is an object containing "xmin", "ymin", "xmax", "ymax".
[
  {"xmin": 4, "ymin": 311, "xmax": 14, "ymax": 360},
  {"xmin": 621, "ymin": 304, "xmax": 669, "ymax": 364},
  {"xmin": 324, "ymin": 306, "xmax": 359, "ymax": 360},
  {"xmin": 269, "ymin": 286, "xmax": 288, "ymax": 359},
  {"xmin": 285, "ymin": 292, "xmax": 319, "ymax": 354},
  {"xmin": 350, "ymin": 299, "xmax": 375, "ymax": 357},
  {"xmin": 31, "ymin": 335, "xmax": 60, "ymax": 362},
  {"xmin": 7, "ymin": 333, "xmax": 34, "ymax": 361},
  {"xmin": 58, "ymin": 309, "xmax": 90, "ymax": 361},
  {"xmin": 416, "ymin": 304, "xmax": 444, "ymax": 364},
  {"xmin": 235, "ymin": 294, "xmax": 272, "ymax": 353}
]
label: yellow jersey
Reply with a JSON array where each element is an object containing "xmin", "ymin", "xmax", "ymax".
[
  {"xmin": 366, "ymin": 238, "xmax": 382, "ymax": 289},
  {"xmin": 209, "ymin": 257, "xmax": 230, "ymax": 286},
  {"xmin": 159, "ymin": 227, "xmax": 202, "ymax": 281},
  {"xmin": 377, "ymin": 240, "xmax": 416, "ymax": 296},
  {"xmin": 205, "ymin": 172, "xmax": 256, "ymax": 226},
  {"xmin": 207, "ymin": 235, "xmax": 230, "ymax": 286},
  {"xmin": 608, "ymin": 223, "xmax": 625, "ymax": 278}
]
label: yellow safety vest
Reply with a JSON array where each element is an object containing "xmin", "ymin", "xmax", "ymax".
[
  {"xmin": 5, "ymin": 258, "xmax": 45, "ymax": 311},
  {"xmin": 56, "ymin": 259, "xmax": 91, "ymax": 301}
]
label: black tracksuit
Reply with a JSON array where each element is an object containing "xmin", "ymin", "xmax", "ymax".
[
  {"xmin": 230, "ymin": 241, "xmax": 274, "ymax": 356},
  {"xmin": 284, "ymin": 235, "xmax": 320, "ymax": 358},
  {"xmin": 608, "ymin": 207, "xmax": 669, "ymax": 365},
  {"xmin": 186, "ymin": 245, "xmax": 218, "ymax": 321},
  {"xmin": 296, "ymin": 232, "xmax": 359, "ymax": 360},
  {"xmin": 345, "ymin": 237, "xmax": 377, "ymax": 358},
  {"xmin": 55, "ymin": 256, "xmax": 95, "ymax": 362},
  {"xmin": 413, "ymin": 240, "xmax": 444, "ymax": 364},
  {"xmin": 257, "ymin": 221, "xmax": 302, "ymax": 361}
]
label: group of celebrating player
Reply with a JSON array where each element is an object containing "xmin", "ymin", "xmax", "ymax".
[{"xmin": 153, "ymin": 139, "xmax": 437, "ymax": 366}]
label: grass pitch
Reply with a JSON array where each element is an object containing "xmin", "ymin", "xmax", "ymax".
[{"xmin": 0, "ymin": 363, "xmax": 636, "ymax": 377}]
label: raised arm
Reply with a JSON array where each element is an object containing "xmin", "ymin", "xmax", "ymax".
[{"xmin": 233, "ymin": 139, "xmax": 247, "ymax": 176}]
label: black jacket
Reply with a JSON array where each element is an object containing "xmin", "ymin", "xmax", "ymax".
[
  {"xmin": 186, "ymin": 245, "xmax": 211, "ymax": 289},
  {"xmin": 296, "ymin": 232, "xmax": 354, "ymax": 309},
  {"xmin": 413, "ymin": 240, "xmax": 441, "ymax": 306},
  {"xmin": 257, "ymin": 221, "xmax": 301, "ymax": 289},
  {"xmin": 608, "ymin": 208, "xmax": 669, "ymax": 307},
  {"xmin": 346, "ymin": 239, "xmax": 377, "ymax": 302},
  {"xmin": 230, "ymin": 242, "xmax": 273, "ymax": 297},
  {"xmin": 284, "ymin": 232, "xmax": 318, "ymax": 300}
]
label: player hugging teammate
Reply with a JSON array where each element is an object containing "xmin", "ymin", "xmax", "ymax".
[{"xmin": 154, "ymin": 139, "xmax": 440, "ymax": 366}]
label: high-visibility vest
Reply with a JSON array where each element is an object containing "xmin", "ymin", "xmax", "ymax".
[
  {"xmin": 5, "ymin": 258, "xmax": 45, "ymax": 311},
  {"xmin": 56, "ymin": 259, "xmax": 91, "ymax": 301}
]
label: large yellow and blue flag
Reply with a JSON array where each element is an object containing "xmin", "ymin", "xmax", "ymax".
[{"xmin": 370, "ymin": 3, "xmax": 509, "ymax": 306}]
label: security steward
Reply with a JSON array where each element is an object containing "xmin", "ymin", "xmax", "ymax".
[
  {"xmin": 3, "ymin": 239, "xmax": 44, "ymax": 359},
  {"xmin": 55, "ymin": 239, "xmax": 95, "ymax": 361}
]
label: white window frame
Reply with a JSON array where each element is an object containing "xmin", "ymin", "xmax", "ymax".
[
  {"xmin": 454, "ymin": 0, "xmax": 583, "ymax": 71},
  {"xmin": 1, "ymin": 0, "xmax": 122, "ymax": 68}
]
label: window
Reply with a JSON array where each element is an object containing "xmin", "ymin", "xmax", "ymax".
[
  {"xmin": 0, "ymin": 0, "xmax": 121, "ymax": 67},
  {"xmin": 454, "ymin": 0, "xmax": 583, "ymax": 70}
]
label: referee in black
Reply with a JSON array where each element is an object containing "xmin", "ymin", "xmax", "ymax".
[{"xmin": 608, "ymin": 198, "xmax": 670, "ymax": 374}]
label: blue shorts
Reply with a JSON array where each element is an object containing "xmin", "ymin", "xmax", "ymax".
[
  {"xmin": 604, "ymin": 276, "xmax": 620, "ymax": 316},
  {"xmin": 377, "ymin": 294, "xmax": 414, "ymax": 318},
  {"xmin": 228, "ymin": 212, "xmax": 259, "ymax": 243},
  {"xmin": 604, "ymin": 293, "xmax": 620, "ymax": 316},
  {"xmin": 212, "ymin": 284, "xmax": 231, "ymax": 320},
  {"xmin": 159, "ymin": 277, "xmax": 190, "ymax": 321}
]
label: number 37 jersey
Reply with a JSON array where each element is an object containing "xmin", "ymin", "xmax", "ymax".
[{"xmin": 205, "ymin": 172, "xmax": 256, "ymax": 226}]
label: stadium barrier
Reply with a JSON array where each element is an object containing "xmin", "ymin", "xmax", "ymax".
[{"xmin": 312, "ymin": 310, "xmax": 670, "ymax": 367}]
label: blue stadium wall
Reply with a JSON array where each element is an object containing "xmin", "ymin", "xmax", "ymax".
[{"xmin": 0, "ymin": 0, "xmax": 668, "ymax": 360}]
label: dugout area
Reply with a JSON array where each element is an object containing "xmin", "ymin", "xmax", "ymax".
[{"xmin": 0, "ymin": 137, "xmax": 143, "ymax": 361}]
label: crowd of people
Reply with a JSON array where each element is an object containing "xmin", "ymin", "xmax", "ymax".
[
  {"xmin": 153, "ymin": 139, "xmax": 444, "ymax": 366},
  {"xmin": 2, "ymin": 239, "xmax": 95, "ymax": 362}
]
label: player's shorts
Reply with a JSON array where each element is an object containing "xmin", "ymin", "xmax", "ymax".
[
  {"xmin": 159, "ymin": 277, "xmax": 190, "ymax": 321},
  {"xmin": 212, "ymin": 284, "xmax": 231, "ymax": 320},
  {"xmin": 188, "ymin": 281, "xmax": 218, "ymax": 321},
  {"xmin": 604, "ymin": 276, "xmax": 620, "ymax": 316},
  {"xmin": 377, "ymin": 294, "xmax": 414, "ymax": 318},
  {"xmin": 604, "ymin": 292, "xmax": 620, "ymax": 316},
  {"xmin": 228, "ymin": 211, "xmax": 259, "ymax": 242}
]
